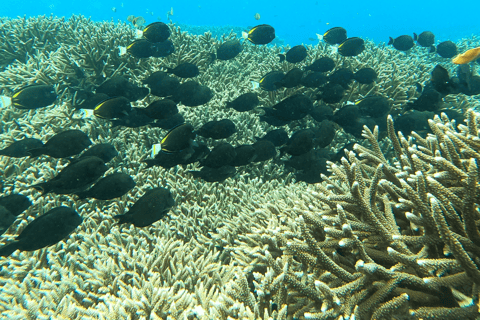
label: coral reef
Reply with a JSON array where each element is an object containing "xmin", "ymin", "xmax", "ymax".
[
  {"xmin": 0, "ymin": 15, "xmax": 479, "ymax": 319},
  {"xmin": 227, "ymin": 112, "xmax": 480, "ymax": 319}
]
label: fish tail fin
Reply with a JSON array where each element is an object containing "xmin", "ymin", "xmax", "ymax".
[
  {"xmin": 188, "ymin": 170, "xmax": 201, "ymax": 179},
  {"xmin": 118, "ymin": 46, "xmax": 127, "ymax": 56},
  {"xmin": 388, "ymin": 37, "xmax": 394, "ymax": 45},
  {"xmin": 143, "ymin": 159, "xmax": 158, "ymax": 168},
  {"xmin": 429, "ymin": 45, "xmax": 436, "ymax": 53},
  {"xmin": 30, "ymin": 182, "xmax": 51, "ymax": 195},
  {"xmin": 113, "ymin": 214, "xmax": 130, "ymax": 225},
  {"xmin": 165, "ymin": 67, "xmax": 174, "ymax": 74},
  {"xmin": 27, "ymin": 147, "xmax": 46, "ymax": 158},
  {"xmin": 241, "ymin": 31, "xmax": 249, "ymax": 40},
  {"xmin": 413, "ymin": 33, "xmax": 418, "ymax": 41},
  {"xmin": 278, "ymin": 54, "xmax": 285, "ymax": 62},
  {"xmin": 0, "ymin": 242, "xmax": 19, "ymax": 257},
  {"xmin": 75, "ymin": 191, "xmax": 88, "ymax": 200}
]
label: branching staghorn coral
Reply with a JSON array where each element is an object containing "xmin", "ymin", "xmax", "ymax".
[
  {"xmin": 1, "ymin": 15, "xmax": 480, "ymax": 319},
  {"xmin": 222, "ymin": 111, "xmax": 480, "ymax": 319}
]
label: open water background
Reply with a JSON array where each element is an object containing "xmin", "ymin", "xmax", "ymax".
[{"xmin": 1, "ymin": 0, "xmax": 480, "ymax": 46}]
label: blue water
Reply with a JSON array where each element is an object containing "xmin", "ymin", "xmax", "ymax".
[{"xmin": 1, "ymin": 0, "xmax": 480, "ymax": 46}]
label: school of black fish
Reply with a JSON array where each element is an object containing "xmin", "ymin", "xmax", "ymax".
[{"xmin": 0, "ymin": 22, "xmax": 479, "ymax": 257}]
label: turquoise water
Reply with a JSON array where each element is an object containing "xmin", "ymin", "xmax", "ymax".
[{"xmin": 2, "ymin": 0, "xmax": 480, "ymax": 45}]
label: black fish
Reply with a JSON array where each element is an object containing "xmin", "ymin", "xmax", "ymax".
[
  {"xmin": 332, "ymin": 104, "xmax": 360, "ymax": 128},
  {"xmin": 28, "ymin": 130, "xmax": 92, "ymax": 159},
  {"xmin": 114, "ymin": 187, "xmax": 175, "ymax": 227},
  {"xmin": 333, "ymin": 105, "xmax": 377, "ymax": 138},
  {"xmin": 289, "ymin": 151, "xmax": 328, "ymax": 184},
  {"xmin": 125, "ymin": 39, "xmax": 156, "ymax": 58},
  {"xmin": 311, "ymin": 120, "xmax": 336, "ymax": 148},
  {"xmin": 323, "ymin": 27, "xmax": 347, "ymax": 45},
  {"xmin": 259, "ymin": 112, "xmax": 291, "ymax": 127},
  {"xmin": 226, "ymin": 92, "xmax": 259, "ymax": 112},
  {"xmin": 111, "ymin": 108, "xmax": 153, "ymax": 128},
  {"xmin": 454, "ymin": 64, "xmax": 480, "ymax": 96},
  {"xmin": 305, "ymin": 57, "xmax": 335, "ymax": 73},
  {"xmin": 301, "ymin": 72, "xmax": 328, "ymax": 88},
  {"xmin": 279, "ymin": 45, "xmax": 307, "ymax": 63},
  {"xmin": 285, "ymin": 149, "xmax": 327, "ymax": 171},
  {"xmin": 189, "ymin": 166, "xmax": 236, "ymax": 182},
  {"xmin": 330, "ymin": 142, "xmax": 356, "ymax": 163},
  {"xmin": 388, "ymin": 35, "xmax": 414, "ymax": 51},
  {"xmin": 151, "ymin": 113, "xmax": 185, "ymax": 130},
  {"xmin": 252, "ymin": 140, "xmax": 276, "ymax": 162},
  {"xmin": 0, "ymin": 206, "xmax": 82, "ymax": 257},
  {"xmin": 0, "ymin": 205, "xmax": 16, "ymax": 236},
  {"xmin": 281, "ymin": 129, "xmax": 315, "ymax": 156},
  {"xmin": 76, "ymin": 173, "xmax": 136, "ymax": 200},
  {"xmin": 436, "ymin": 41, "xmax": 457, "ymax": 58},
  {"xmin": 173, "ymin": 81, "xmax": 213, "ymax": 107},
  {"xmin": 275, "ymin": 68, "xmax": 303, "ymax": 88},
  {"xmin": 142, "ymin": 99, "xmax": 178, "ymax": 120},
  {"xmin": 460, "ymin": 75, "xmax": 480, "ymax": 96},
  {"xmin": 96, "ymin": 76, "xmax": 149, "ymax": 102},
  {"xmin": 408, "ymin": 89, "xmax": 443, "ymax": 112},
  {"xmin": 259, "ymin": 71, "xmax": 285, "ymax": 91},
  {"xmin": 80, "ymin": 143, "xmax": 118, "ymax": 163},
  {"xmin": 143, "ymin": 71, "xmax": 180, "ymax": 97},
  {"xmin": 0, "ymin": 138, "xmax": 44, "ymax": 158},
  {"xmin": 75, "ymin": 93, "xmax": 109, "ymax": 110},
  {"xmin": 356, "ymin": 96, "xmax": 391, "ymax": 118},
  {"xmin": 309, "ymin": 105, "xmax": 333, "ymax": 122},
  {"xmin": 93, "ymin": 96, "xmax": 132, "ymax": 119},
  {"xmin": 196, "ymin": 119, "xmax": 237, "ymax": 139},
  {"xmin": 338, "ymin": 37, "xmax": 365, "ymax": 57},
  {"xmin": 414, "ymin": 31, "xmax": 435, "ymax": 49},
  {"xmin": 354, "ymin": 68, "xmax": 377, "ymax": 84},
  {"xmin": 31, "ymin": 156, "xmax": 107, "ymax": 195},
  {"xmin": 152, "ymin": 40, "xmax": 175, "ymax": 58},
  {"xmin": 394, "ymin": 110, "xmax": 435, "ymax": 135},
  {"xmin": 216, "ymin": 40, "xmax": 242, "ymax": 60},
  {"xmin": 271, "ymin": 93, "xmax": 313, "ymax": 121},
  {"xmin": 319, "ymin": 83, "xmax": 345, "ymax": 104},
  {"xmin": 329, "ymin": 68, "xmax": 354, "ymax": 88},
  {"xmin": 431, "ymin": 65, "xmax": 457, "ymax": 95},
  {"xmin": 245, "ymin": 24, "xmax": 275, "ymax": 45},
  {"xmin": 11, "ymin": 85, "xmax": 57, "ymax": 109},
  {"xmin": 256, "ymin": 128, "xmax": 289, "ymax": 147},
  {"xmin": 0, "ymin": 194, "xmax": 32, "ymax": 216},
  {"xmin": 200, "ymin": 143, "xmax": 236, "ymax": 168},
  {"xmin": 166, "ymin": 63, "xmax": 199, "ymax": 78},
  {"xmin": 181, "ymin": 142, "xmax": 210, "ymax": 165},
  {"xmin": 231, "ymin": 145, "xmax": 257, "ymax": 166},
  {"xmin": 142, "ymin": 22, "xmax": 170, "ymax": 42},
  {"xmin": 160, "ymin": 123, "xmax": 196, "ymax": 153}
]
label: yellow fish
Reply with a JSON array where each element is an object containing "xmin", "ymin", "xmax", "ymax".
[{"xmin": 452, "ymin": 46, "xmax": 480, "ymax": 64}]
